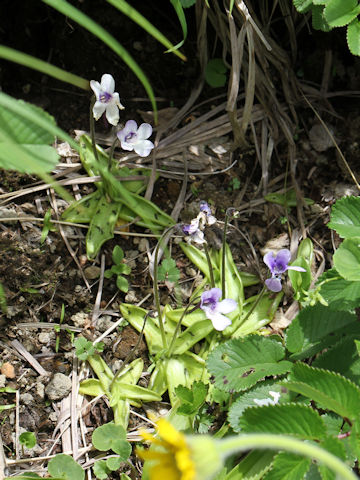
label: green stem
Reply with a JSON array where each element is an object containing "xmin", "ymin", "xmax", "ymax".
[
  {"xmin": 153, "ymin": 226, "xmax": 176, "ymax": 350},
  {"xmin": 221, "ymin": 213, "xmax": 230, "ymax": 299},
  {"xmin": 204, "ymin": 243, "xmax": 215, "ymax": 288},
  {"xmin": 89, "ymin": 97, "xmax": 100, "ymax": 165},
  {"xmin": 108, "ymin": 135, "xmax": 119, "ymax": 170},
  {"xmin": 166, "ymin": 299, "xmax": 199, "ymax": 358},
  {"xmin": 217, "ymin": 434, "xmax": 357, "ymax": 480},
  {"xmin": 241, "ymin": 286, "xmax": 266, "ymax": 324}
]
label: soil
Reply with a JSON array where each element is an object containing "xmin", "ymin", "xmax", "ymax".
[{"xmin": 1, "ymin": 1, "xmax": 360, "ymax": 479}]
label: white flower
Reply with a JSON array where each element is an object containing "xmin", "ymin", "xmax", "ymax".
[
  {"xmin": 90, "ymin": 74, "xmax": 124, "ymax": 126},
  {"xmin": 254, "ymin": 390, "xmax": 281, "ymax": 407},
  {"xmin": 117, "ymin": 120, "xmax": 154, "ymax": 157},
  {"xmin": 200, "ymin": 288, "xmax": 237, "ymax": 331}
]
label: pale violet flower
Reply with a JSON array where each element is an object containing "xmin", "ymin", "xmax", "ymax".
[
  {"xmin": 90, "ymin": 74, "xmax": 124, "ymax": 126},
  {"xmin": 199, "ymin": 200, "xmax": 216, "ymax": 225},
  {"xmin": 182, "ymin": 218, "xmax": 205, "ymax": 244},
  {"xmin": 253, "ymin": 390, "xmax": 281, "ymax": 407},
  {"xmin": 117, "ymin": 120, "xmax": 154, "ymax": 157},
  {"xmin": 200, "ymin": 288, "xmax": 237, "ymax": 331},
  {"xmin": 264, "ymin": 249, "xmax": 306, "ymax": 293}
]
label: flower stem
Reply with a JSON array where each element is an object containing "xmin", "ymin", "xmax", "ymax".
[
  {"xmin": 204, "ymin": 243, "xmax": 215, "ymax": 288},
  {"xmin": 166, "ymin": 300, "xmax": 198, "ymax": 358},
  {"xmin": 108, "ymin": 136, "xmax": 119, "ymax": 170},
  {"xmin": 89, "ymin": 97, "xmax": 100, "ymax": 165},
  {"xmin": 240, "ymin": 286, "xmax": 266, "ymax": 325},
  {"xmin": 217, "ymin": 434, "xmax": 357, "ymax": 480},
  {"xmin": 153, "ymin": 226, "xmax": 176, "ymax": 350},
  {"xmin": 221, "ymin": 212, "xmax": 231, "ymax": 299}
]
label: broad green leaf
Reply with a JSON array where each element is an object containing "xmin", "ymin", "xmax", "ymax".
[
  {"xmin": 207, "ymin": 336, "xmax": 292, "ymax": 392},
  {"xmin": 327, "ymin": 196, "xmax": 360, "ymax": 237},
  {"xmin": 92, "ymin": 423, "xmax": 131, "ymax": 459},
  {"xmin": 48, "ymin": 454, "xmax": 85, "ymax": 480},
  {"xmin": 311, "ymin": 5, "xmax": 332, "ymax": 31},
  {"xmin": 333, "ymin": 237, "xmax": 360, "ymax": 281},
  {"xmin": 240, "ymin": 404, "xmax": 326, "ymax": 439},
  {"xmin": 324, "ymin": 0, "xmax": 360, "ymax": 27},
  {"xmin": 205, "ymin": 58, "xmax": 228, "ymax": 88},
  {"xmin": 112, "ymin": 245, "xmax": 125, "ymax": 264},
  {"xmin": 313, "ymin": 336, "xmax": 360, "ymax": 383},
  {"xmin": 180, "ymin": 0, "xmax": 196, "ymax": 6},
  {"xmin": 93, "ymin": 460, "xmax": 110, "ymax": 480},
  {"xmin": 284, "ymin": 363, "xmax": 360, "ymax": 421},
  {"xmin": 224, "ymin": 449, "xmax": 275, "ymax": 480},
  {"xmin": 79, "ymin": 378, "xmax": 105, "ymax": 397},
  {"xmin": 293, "ymin": 0, "xmax": 313, "ymax": 13},
  {"xmin": 0, "ymin": 100, "xmax": 55, "ymax": 144},
  {"xmin": 19, "ymin": 432, "xmax": 37, "ymax": 449},
  {"xmin": 347, "ymin": 19, "xmax": 360, "ymax": 56},
  {"xmin": 319, "ymin": 268, "xmax": 360, "ymax": 310},
  {"xmin": 263, "ymin": 452, "xmax": 311, "ymax": 480},
  {"xmin": 116, "ymin": 275, "xmax": 129, "ymax": 293},
  {"xmin": 106, "ymin": 457, "xmax": 122, "ymax": 470},
  {"xmin": 86, "ymin": 197, "xmax": 121, "ymax": 259},
  {"xmin": 228, "ymin": 380, "xmax": 292, "ymax": 432},
  {"xmin": 0, "ymin": 143, "xmax": 59, "ymax": 173},
  {"xmin": 285, "ymin": 304, "xmax": 357, "ymax": 359},
  {"xmin": 175, "ymin": 381, "xmax": 208, "ymax": 415},
  {"xmin": 61, "ymin": 190, "xmax": 104, "ymax": 224},
  {"xmin": 287, "ymin": 256, "xmax": 311, "ymax": 297}
]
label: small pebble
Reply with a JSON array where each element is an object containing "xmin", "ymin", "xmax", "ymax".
[
  {"xmin": 84, "ymin": 266, "xmax": 101, "ymax": 280},
  {"xmin": 21, "ymin": 393, "xmax": 34, "ymax": 405},
  {"xmin": 45, "ymin": 373, "xmax": 72, "ymax": 401},
  {"xmin": 71, "ymin": 312, "xmax": 88, "ymax": 328},
  {"xmin": 96, "ymin": 315, "xmax": 114, "ymax": 333},
  {"xmin": 0, "ymin": 374, "xmax": 6, "ymax": 388},
  {"xmin": 138, "ymin": 238, "xmax": 149, "ymax": 252},
  {"xmin": 1, "ymin": 362, "xmax": 15, "ymax": 379},
  {"xmin": 38, "ymin": 332, "xmax": 51, "ymax": 344},
  {"xmin": 125, "ymin": 290, "xmax": 138, "ymax": 303}
]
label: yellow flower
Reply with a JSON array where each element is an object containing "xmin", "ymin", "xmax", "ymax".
[{"xmin": 136, "ymin": 419, "xmax": 222, "ymax": 480}]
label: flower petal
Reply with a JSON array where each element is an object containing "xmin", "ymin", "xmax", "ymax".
[
  {"xmin": 90, "ymin": 80, "xmax": 101, "ymax": 99},
  {"xmin": 137, "ymin": 122, "xmax": 152, "ymax": 140},
  {"xmin": 217, "ymin": 298, "xmax": 237, "ymax": 314},
  {"xmin": 105, "ymin": 102, "xmax": 120, "ymax": 126},
  {"xmin": 134, "ymin": 139, "xmax": 154, "ymax": 157},
  {"xmin": 263, "ymin": 251, "xmax": 276, "ymax": 271},
  {"xmin": 112, "ymin": 92, "xmax": 124, "ymax": 110},
  {"xmin": 276, "ymin": 249, "xmax": 291, "ymax": 268},
  {"xmin": 124, "ymin": 119, "xmax": 138, "ymax": 135},
  {"xmin": 265, "ymin": 277, "xmax": 282, "ymax": 292},
  {"xmin": 100, "ymin": 73, "xmax": 115, "ymax": 93},
  {"xmin": 206, "ymin": 310, "xmax": 232, "ymax": 331},
  {"xmin": 287, "ymin": 265, "xmax": 306, "ymax": 272},
  {"xmin": 201, "ymin": 288, "xmax": 222, "ymax": 305},
  {"xmin": 92, "ymin": 101, "xmax": 106, "ymax": 120}
]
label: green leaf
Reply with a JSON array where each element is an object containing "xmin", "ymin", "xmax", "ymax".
[
  {"xmin": 93, "ymin": 460, "xmax": 110, "ymax": 480},
  {"xmin": 324, "ymin": 0, "xmax": 360, "ymax": 27},
  {"xmin": 78, "ymin": 378, "xmax": 106, "ymax": 397},
  {"xmin": 48, "ymin": 454, "xmax": 85, "ymax": 480},
  {"xmin": 333, "ymin": 237, "xmax": 360, "ymax": 281},
  {"xmin": 112, "ymin": 245, "xmax": 124, "ymax": 264},
  {"xmin": 347, "ymin": 19, "xmax": 360, "ymax": 55},
  {"xmin": 285, "ymin": 304, "xmax": 357, "ymax": 359},
  {"xmin": 311, "ymin": 5, "xmax": 333, "ymax": 31},
  {"xmin": 206, "ymin": 336, "xmax": 292, "ymax": 392},
  {"xmin": 263, "ymin": 452, "xmax": 311, "ymax": 480},
  {"xmin": 205, "ymin": 58, "xmax": 228, "ymax": 88},
  {"xmin": 92, "ymin": 423, "xmax": 131, "ymax": 459},
  {"xmin": 106, "ymin": 457, "xmax": 122, "ymax": 470},
  {"xmin": 327, "ymin": 196, "xmax": 360, "ymax": 237},
  {"xmin": 175, "ymin": 381, "xmax": 208, "ymax": 416},
  {"xmin": 228, "ymin": 380, "xmax": 292, "ymax": 433},
  {"xmin": 313, "ymin": 336, "xmax": 360, "ymax": 383},
  {"xmin": 317, "ymin": 436, "xmax": 347, "ymax": 480},
  {"xmin": 0, "ymin": 143, "xmax": 59, "ymax": 173},
  {"xmin": 224, "ymin": 450, "xmax": 275, "ymax": 480},
  {"xmin": 293, "ymin": 0, "xmax": 313, "ymax": 13},
  {"xmin": 19, "ymin": 432, "xmax": 37, "ymax": 448},
  {"xmin": 116, "ymin": 275, "xmax": 129, "ymax": 293},
  {"xmin": 180, "ymin": 0, "xmax": 196, "ymax": 6},
  {"xmin": 158, "ymin": 258, "xmax": 180, "ymax": 283},
  {"xmin": 284, "ymin": 363, "xmax": 360, "ymax": 421},
  {"xmin": 287, "ymin": 256, "xmax": 311, "ymax": 297},
  {"xmin": 318, "ymin": 268, "xmax": 360, "ymax": 310},
  {"xmin": 240, "ymin": 404, "xmax": 326, "ymax": 439}
]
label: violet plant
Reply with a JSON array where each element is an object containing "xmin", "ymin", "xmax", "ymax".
[{"xmin": 263, "ymin": 248, "xmax": 306, "ymax": 293}]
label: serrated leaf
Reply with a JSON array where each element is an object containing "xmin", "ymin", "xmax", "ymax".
[
  {"xmin": 327, "ymin": 196, "xmax": 360, "ymax": 237},
  {"xmin": 311, "ymin": 5, "xmax": 333, "ymax": 31},
  {"xmin": 293, "ymin": 0, "xmax": 313, "ymax": 13},
  {"xmin": 333, "ymin": 237, "xmax": 360, "ymax": 281},
  {"xmin": 313, "ymin": 336, "xmax": 360, "ymax": 383},
  {"xmin": 347, "ymin": 19, "xmax": 360, "ymax": 56},
  {"xmin": 263, "ymin": 452, "xmax": 311, "ymax": 480},
  {"xmin": 284, "ymin": 363, "xmax": 360, "ymax": 421},
  {"xmin": 240, "ymin": 404, "xmax": 326, "ymax": 439},
  {"xmin": 324, "ymin": 0, "xmax": 360, "ymax": 27},
  {"xmin": 285, "ymin": 304, "xmax": 357, "ymax": 359},
  {"xmin": 48, "ymin": 454, "xmax": 85, "ymax": 480},
  {"xmin": 319, "ymin": 268, "xmax": 360, "ymax": 311},
  {"xmin": 225, "ymin": 450, "xmax": 275, "ymax": 480},
  {"xmin": 318, "ymin": 436, "xmax": 347, "ymax": 480},
  {"xmin": 228, "ymin": 380, "xmax": 291, "ymax": 433},
  {"xmin": 207, "ymin": 336, "xmax": 292, "ymax": 392}
]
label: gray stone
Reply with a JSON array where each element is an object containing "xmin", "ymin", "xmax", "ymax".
[{"xmin": 45, "ymin": 373, "xmax": 72, "ymax": 401}]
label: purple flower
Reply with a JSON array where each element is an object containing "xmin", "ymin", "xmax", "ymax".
[
  {"xmin": 90, "ymin": 74, "xmax": 124, "ymax": 126},
  {"xmin": 199, "ymin": 201, "xmax": 216, "ymax": 225},
  {"xmin": 117, "ymin": 120, "xmax": 154, "ymax": 157},
  {"xmin": 182, "ymin": 218, "xmax": 205, "ymax": 244},
  {"xmin": 263, "ymin": 249, "xmax": 306, "ymax": 292},
  {"xmin": 200, "ymin": 288, "xmax": 237, "ymax": 331}
]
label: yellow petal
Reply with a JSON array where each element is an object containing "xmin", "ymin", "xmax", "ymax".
[
  {"xmin": 157, "ymin": 419, "xmax": 187, "ymax": 448},
  {"xmin": 149, "ymin": 463, "xmax": 181, "ymax": 480}
]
